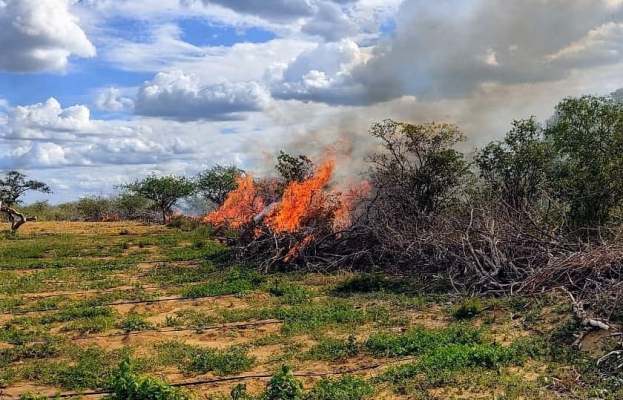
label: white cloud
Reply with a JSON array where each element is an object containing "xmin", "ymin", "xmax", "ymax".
[
  {"xmin": 5, "ymin": 98, "xmax": 93, "ymax": 140},
  {"xmin": 269, "ymin": 39, "xmax": 372, "ymax": 105},
  {"xmin": 95, "ymin": 87, "xmax": 135, "ymax": 112},
  {"xmin": 135, "ymin": 70, "xmax": 270, "ymax": 121},
  {"xmin": 301, "ymin": 1, "xmax": 358, "ymax": 41},
  {"xmin": 0, "ymin": 98, "xmax": 195, "ymax": 170},
  {"xmin": 0, "ymin": 0, "xmax": 95, "ymax": 72}
]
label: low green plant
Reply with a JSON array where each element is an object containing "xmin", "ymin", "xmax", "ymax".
[
  {"xmin": 262, "ymin": 365, "xmax": 304, "ymax": 400},
  {"xmin": 306, "ymin": 336, "xmax": 359, "ymax": 361},
  {"xmin": 119, "ymin": 314, "xmax": 154, "ymax": 333},
  {"xmin": 365, "ymin": 324, "xmax": 482, "ymax": 357},
  {"xmin": 188, "ymin": 346, "xmax": 255, "ymax": 375},
  {"xmin": 305, "ymin": 375, "xmax": 374, "ymax": 400},
  {"xmin": 109, "ymin": 357, "xmax": 191, "ymax": 400},
  {"xmin": 268, "ymin": 281, "xmax": 311, "ymax": 304},
  {"xmin": 155, "ymin": 341, "xmax": 255, "ymax": 376},
  {"xmin": 452, "ymin": 298, "xmax": 485, "ymax": 320}
]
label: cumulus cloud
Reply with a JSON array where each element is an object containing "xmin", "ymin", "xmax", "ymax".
[
  {"xmin": 0, "ymin": 98, "xmax": 194, "ymax": 169},
  {"xmin": 135, "ymin": 70, "xmax": 270, "ymax": 121},
  {"xmin": 271, "ymin": 0, "xmax": 623, "ymax": 105},
  {"xmin": 95, "ymin": 87, "xmax": 135, "ymax": 112},
  {"xmin": 4, "ymin": 98, "xmax": 93, "ymax": 140},
  {"xmin": 301, "ymin": 1, "xmax": 358, "ymax": 41},
  {"xmin": 270, "ymin": 39, "xmax": 371, "ymax": 105},
  {"xmin": 0, "ymin": 0, "xmax": 95, "ymax": 72}
]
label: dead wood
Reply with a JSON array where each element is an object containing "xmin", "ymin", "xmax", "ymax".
[{"xmin": 0, "ymin": 201, "xmax": 37, "ymax": 232}]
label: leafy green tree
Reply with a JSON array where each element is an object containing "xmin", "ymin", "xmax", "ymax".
[
  {"xmin": 545, "ymin": 95, "xmax": 623, "ymax": 228},
  {"xmin": 475, "ymin": 118, "xmax": 554, "ymax": 210},
  {"xmin": 196, "ymin": 165, "xmax": 244, "ymax": 205},
  {"xmin": 123, "ymin": 175, "xmax": 195, "ymax": 223},
  {"xmin": 115, "ymin": 192, "xmax": 151, "ymax": 219},
  {"xmin": 369, "ymin": 119, "xmax": 469, "ymax": 215},
  {"xmin": 0, "ymin": 171, "xmax": 51, "ymax": 206},
  {"xmin": 76, "ymin": 196, "xmax": 114, "ymax": 221},
  {"xmin": 275, "ymin": 151, "xmax": 314, "ymax": 184}
]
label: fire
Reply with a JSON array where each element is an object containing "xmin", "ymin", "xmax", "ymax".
[
  {"xmin": 204, "ymin": 175, "xmax": 265, "ymax": 229},
  {"xmin": 333, "ymin": 181, "xmax": 372, "ymax": 232},
  {"xmin": 267, "ymin": 160, "xmax": 335, "ymax": 233},
  {"xmin": 204, "ymin": 156, "xmax": 370, "ymax": 264}
]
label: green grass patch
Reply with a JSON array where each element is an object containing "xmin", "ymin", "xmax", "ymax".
[
  {"xmin": 365, "ymin": 324, "xmax": 482, "ymax": 357},
  {"xmin": 155, "ymin": 341, "xmax": 255, "ymax": 375}
]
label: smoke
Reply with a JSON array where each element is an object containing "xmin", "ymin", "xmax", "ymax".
[{"xmin": 242, "ymin": 0, "xmax": 623, "ymax": 181}]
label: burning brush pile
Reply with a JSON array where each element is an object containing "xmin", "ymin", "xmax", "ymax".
[
  {"xmin": 204, "ymin": 159, "xmax": 373, "ymax": 270},
  {"xmin": 201, "ymin": 112, "xmax": 623, "ymax": 331}
]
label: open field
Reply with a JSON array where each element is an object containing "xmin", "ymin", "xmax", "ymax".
[{"xmin": 0, "ymin": 222, "xmax": 620, "ymax": 399}]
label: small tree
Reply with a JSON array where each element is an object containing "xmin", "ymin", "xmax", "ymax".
[
  {"xmin": 275, "ymin": 151, "xmax": 314, "ymax": 184},
  {"xmin": 114, "ymin": 192, "xmax": 151, "ymax": 220},
  {"xmin": 475, "ymin": 118, "xmax": 554, "ymax": 210},
  {"xmin": 0, "ymin": 171, "xmax": 51, "ymax": 206},
  {"xmin": 263, "ymin": 365, "xmax": 304, "ymax": 400},
  {"xmin": 0, "ymin": 171, "xmax": 51, "ymax": 232},
  {"xmin": 196, "ymin": 165, "xmax": 244, "ymax": 206},
  {"xmin": 545, "ymin": 95, "xmax": 623, "ymax": 228},
  {"xmin": 368, "ymin": 119, "xmax": 469, "ymax": 216},
  {"xmin": 123, "ymin": 175, "xmax": 195, "ymax": 224}
]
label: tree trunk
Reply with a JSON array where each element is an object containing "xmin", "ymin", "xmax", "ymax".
[
  {"xmin": 0, "ymin": 201, "xmax": 37, "ymax": 232},
  {"xmin": 162, "ymin": 208, "xmax": 167, "ymax": 224}
]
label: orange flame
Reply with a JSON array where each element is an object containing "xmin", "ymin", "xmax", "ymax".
[
  {"xmin": 333, "ymin": 181, "xmax": 372, "ymax": 232},
  {"xmin": 204, "ymin": 175, "xmax": 265, "ymax": 229},
  {"xmin": 267, "ymin": 160, "xmax": 335, "ymax": 233}
]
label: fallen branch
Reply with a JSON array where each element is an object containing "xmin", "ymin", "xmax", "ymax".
[{"xmin": 560, "ymin": 287, "xmax": 611, "ymax": 348}]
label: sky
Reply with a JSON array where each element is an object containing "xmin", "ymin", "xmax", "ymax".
[{"xmin": 1, "ymin": 0, "xmax": 623, "ymax": 203}]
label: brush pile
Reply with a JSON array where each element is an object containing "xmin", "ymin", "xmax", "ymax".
[
  {"xmin": 204, "ymin": 160, "xmax": 374, "ymax": 271},
  {"xmin": 204, "ymin": 105, "xmax": 623, "ymax": 327}
]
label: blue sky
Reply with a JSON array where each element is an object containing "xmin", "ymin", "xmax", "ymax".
[{"xmin": 1, "ymin": 0, "xmax": 623, "ymax": 203}]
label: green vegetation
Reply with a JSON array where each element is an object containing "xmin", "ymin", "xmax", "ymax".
[
  {"xmin": 110, "ymin": 358, "xmax": 191, "ymax": 400},
  {"xmin": 155, "ymin": 341, "xmax": 255, "ymax": 375},
  {"xmin": 0, "ymin": 220, "xmax": 620, "ymax": 399}
]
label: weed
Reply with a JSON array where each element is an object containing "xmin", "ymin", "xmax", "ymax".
[
  {"xmin": 268, "ymin": 281, "xmax": 311, "ymax": 304},
  {"xmin": 452, "ymin": 298, "xmax": 485, "ymax": 320},
  {"xmin": 305, "ymin": 375, "xmax": 374, "ymax": 400},
  {"xmin": 182, "ymin": 269, "xmax": 263, "ymax": 298},
  {"xmin": 188, "ymin": 345, "xmax": 255, "ymax": 375},
  {"xmin": 306, "ymin": 335, "xmax": 359, "ymax": 361},
  {"xmin": 155, "ymin": 341, "xmax": 255, "ymax": 375},
  {"xmin": 365, "ymin": 324, "xmax": 482, "ymax": 357},
  {"xmin": 119, "ymin": 313, "xmax": 154, "ymax": 332},
  {"xmin": 110, "ymin": 357, "xmax": 191, "ymax": 400}
]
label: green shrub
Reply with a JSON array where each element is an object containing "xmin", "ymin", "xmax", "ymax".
[
  {"xmin": 305, "ymin": 375, "xmax": 373, "ymax": 400},
  {"xmin": 109, "ymin": 357, "xmax": 191, "ymax": 400},
  {"xmin": 262, "ymin": 365, "xmax": 304, "ymax": 400}
]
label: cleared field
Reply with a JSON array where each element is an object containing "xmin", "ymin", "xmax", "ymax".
[{"xmin": 0, "ymin": 222, "xmax": 618, "ymax": 399}]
